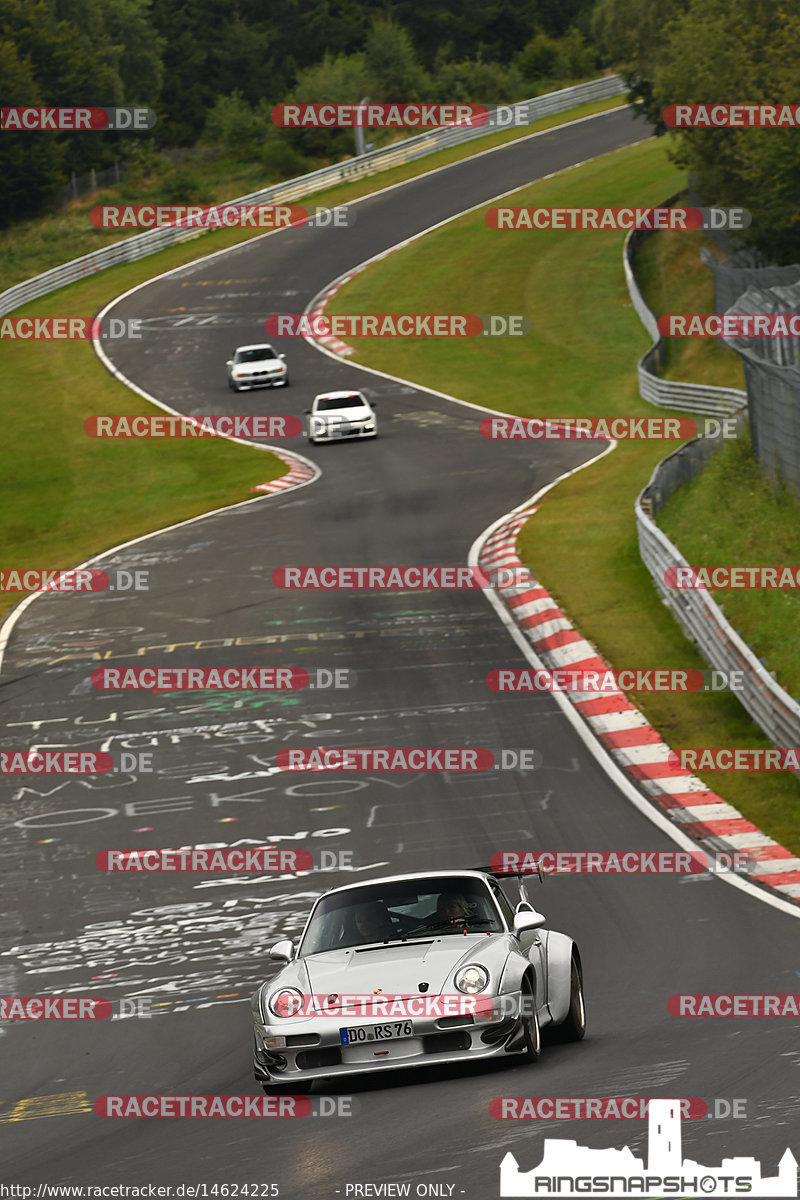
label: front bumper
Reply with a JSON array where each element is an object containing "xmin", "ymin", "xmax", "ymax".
[
  {"xmin": 309, "ymin": 423, "xmax": 376, "ymax": 441},
  {"xmin": 231, "ymin": 372, "xmax": 287, "ymax": 389},
  {"xmin": 253, "ymin": 992, "xmax": 526, "ymax": 1083}
]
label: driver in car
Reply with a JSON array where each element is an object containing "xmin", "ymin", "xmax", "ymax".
[
  {"xmin": 352, "ymin": 902, "xmax": 395, "ymax": 943},
  {"xmin": 436, "ymin": 892, "xmax": 471, "ymax": 925}
]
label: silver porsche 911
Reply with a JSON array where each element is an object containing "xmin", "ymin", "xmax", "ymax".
[{"xmin": 250, "ymin": 869, "xmax": 585, "ymax": 1092}]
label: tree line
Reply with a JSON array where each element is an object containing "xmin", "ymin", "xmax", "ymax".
[{"xmin": 2, "ymin": 0, "xmax": 798, "ymax": 266}]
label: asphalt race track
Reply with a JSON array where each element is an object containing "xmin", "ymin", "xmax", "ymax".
[{"xmin": 1, "ymin": 107, "xmax": 798, "ymax": 1196}]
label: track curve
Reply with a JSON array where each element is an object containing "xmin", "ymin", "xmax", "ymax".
[{"xmin": 1, "ymin": 107, "xmax": 798, "ymax": 1195}]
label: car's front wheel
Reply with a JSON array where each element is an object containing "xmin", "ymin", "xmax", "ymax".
[
  {"xmin": 519, "ymin": 976, "xmax": 541, "ymax": 1062},
  {"xmin": 555, "ymin": 953, "xmax": 586, "ymax": 1042},
  {"xmin": 229, "ymin": 380, "xmax": 240, "ymax": 392}
]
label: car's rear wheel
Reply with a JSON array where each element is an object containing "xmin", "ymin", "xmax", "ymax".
[
  {"xmin": 554, "ymin": 952, "xmax": 586, "ymax": 1042},
  {"xmin": 519, "ymin": 976, "xmax": 541, "ymax": 1062}
]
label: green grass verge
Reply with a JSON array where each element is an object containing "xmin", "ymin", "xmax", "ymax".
[
  {"xmin": 0, "ymin": 95, "xmax": 625, "ymax": 290},
  {"xmin": 658, "ymin": 429, "xmax": 800, "ymax": 697},
  {"xmin": 0, "ymin": 277, "xmax": 287, "ymax": 622},
  {"xmin": 323, "ymin": 135, "xmax": 800, "ymax": 855},
  {"xmin": 634, "ymin": 226, "xmax": 744, "ymax": 387}
]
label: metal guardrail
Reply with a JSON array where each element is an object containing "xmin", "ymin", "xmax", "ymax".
[
  {"xmin": 629, "ymin": 222, "xmax": 800, "ymax": 751},
  {"xmin": 636, "ymin": 443, "xmax": 800, "ymax": 750},
  {"xmin": 1, "ymin": 74, "xmax": 625, "ymax": 318},
  {"xmin": 623, "ymin": 217, "xmax": 747, "ymax": 417}
]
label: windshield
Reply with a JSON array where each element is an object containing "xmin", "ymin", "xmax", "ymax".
[
  {"xmin": 298, "ymin": 877, "xmax": 504, "ymax": 955},
  {"xmin": 235, "ymin": 347, "xmax": 276, "ymax": 363},
  {"xmin": 315, "ymin": 396, "xmax": 365, "ymax": 410}
]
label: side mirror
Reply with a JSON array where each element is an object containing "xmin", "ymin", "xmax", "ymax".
[
  {"xmin": 304, "ymin": 409, "xmax": 312, "ymax": 415},
  {"xmin": 370, "ymin": 400, "xmax": 377, "ymax": 407},
  {"xmin": 225, "ymin": 360, "xmax": 233, "ymax": 367},
  {"xmin": 269, "ymin": 939, "xmax": 295, "ymax": 963},
  {"xmin": 278, "ymin": 353, "xmax": 286, "ymax": 360},
  {"xmin": 513, "ymin": 910, "xmax": 546, "ymax": 935}
]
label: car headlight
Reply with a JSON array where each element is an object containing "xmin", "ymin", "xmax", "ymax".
[
  {"xmin": 455, "ymin": 964, "xmax": 489, "ymax": 993},
  {"xmin": 268, "ymin": 987, "xmax": 304, "ymax": 1018}
]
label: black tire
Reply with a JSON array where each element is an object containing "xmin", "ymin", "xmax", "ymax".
[
  {"xmin": 262, "ymin": 1079, "xmax": 313, "ymax": 1095},
  {"xmin": 554, "ymin": 953, "xmax": 586, "ymax": 1042},
  {"xmin": 283, "ymin": 375, "xmax": 290, "ymax": 387},
  {"xmin": 519, "ymin": 975, "xmax": 541, "ymax": 1062}
]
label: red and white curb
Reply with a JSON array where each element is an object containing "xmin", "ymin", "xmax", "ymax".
[
  {"xmin": 307, "ymin": 274, "xmax": 357, "ymax": 357},
  {"xmin": 251, "ymin": 449, "xmax": 317, "ymax": 493},
  {"xmin": 479, "ymin": 505, "xmax": 800, "ymax": 906}
]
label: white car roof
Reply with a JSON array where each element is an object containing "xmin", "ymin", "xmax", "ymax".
[
  {"xmin": 234, "ymin": 343, "xmax": 278, "ymax": 354},
  {"xmin": 317, "ymin": 870, "xmax": 495, "ymax": 899},
  {"xmin": 312, "ymin": 390, "xmax": 368, "ymax": 402}
]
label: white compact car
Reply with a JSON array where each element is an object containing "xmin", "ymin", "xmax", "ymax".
[
  {"xmin": 306, "ymin": 390, "xmax": 377, "ymax": 444},
  {"xmin": 227, "ymin": 345, "xmax": 289, "ymax": 391}
]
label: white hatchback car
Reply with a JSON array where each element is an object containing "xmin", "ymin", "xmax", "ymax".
[
  {"xmin": 227, "ymin": 344, "xmax": 289, "ymax": 391},
  {"xmin": 307, "ymin": 391, "xmax": 377, "ymax": 444}
]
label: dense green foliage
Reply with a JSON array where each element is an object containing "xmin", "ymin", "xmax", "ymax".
[
  {"xmin": 592, "ymin": 0, "xmax": 800, "ymax": 263},
  {"xmin": 1, "ymin": 0, "xmax": 597, "ymax": 226}
]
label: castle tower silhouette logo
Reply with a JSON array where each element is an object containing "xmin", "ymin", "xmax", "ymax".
[{"xmin": 500, "ymin": 1098, "xmax": 797, "ymax": 1197}]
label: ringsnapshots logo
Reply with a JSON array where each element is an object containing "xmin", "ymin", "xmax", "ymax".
[{"xmin": 499, "ymin": 1098, "xmax": 797, "ymax": 1197}]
